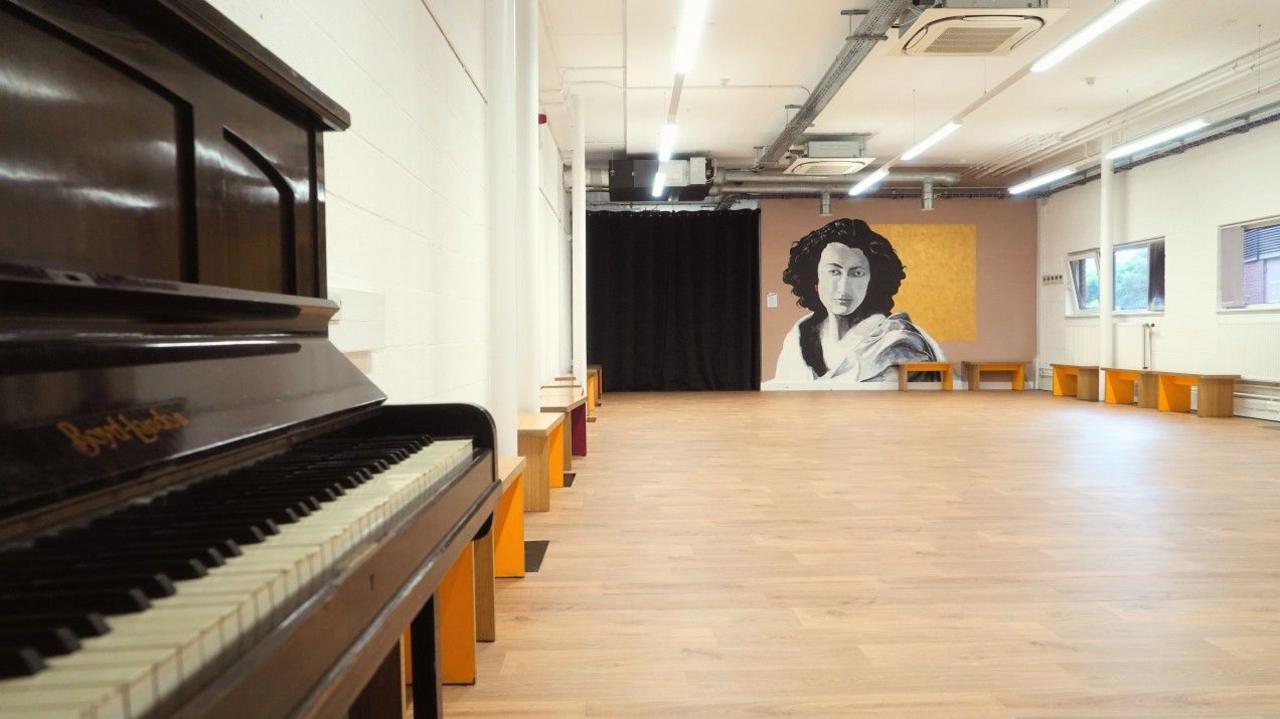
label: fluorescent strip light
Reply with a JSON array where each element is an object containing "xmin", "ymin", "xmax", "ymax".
[
  {"xmin": 673, "ymin": 0, "xmax": 711, "ymax": 74},
  {"xmin": 1008, "ymin": 166, "xmax": 1076, "ymax": 195},
  {"xmin": 848, "ymin": 168, "xmax": 889, "ymax": 197},
  {"xmin": 1031, "ymin": 0, "xmax": 1156, "ymax": 73},
  {"xmin": 658, "ymin": 124, "xmax": 678, "ymax": 161},
  {"xmin": 901, "ymin": 121, "xmax": 962, "ymax": 161},
  {"xmin": 1105, "ymin": 118, "xmax": 1209, "ymax": 159},
  {"xmin": 651, "ymin": 171, "xmax": 666, "ymax": 198}
]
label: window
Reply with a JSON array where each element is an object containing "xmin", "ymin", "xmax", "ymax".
[
  {"xmin": 1067, "ymin": 250, "xmax": 1099, "ymax": 313},
  {"xmin": 1220, "ymin": 219, "xmax": 1280, "ymax": 308},
  {"xmin": 1114, "ymin": 239, "xmax": 1165, "ymax": 312},
  {"xmin": 1245, "ymin": 223, "xmax": 1280, "ymax": 305}
]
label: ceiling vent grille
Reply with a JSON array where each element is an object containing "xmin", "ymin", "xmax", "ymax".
[{"xmin": 895, "ymin": 4, "xmax": 1065, "ymax": 57}]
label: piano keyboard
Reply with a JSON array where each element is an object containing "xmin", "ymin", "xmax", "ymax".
[{"xmin": 0, "ymin": 432, "xmax": 474, "ymax": 719}]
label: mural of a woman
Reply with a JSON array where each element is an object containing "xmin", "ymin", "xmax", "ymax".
[{"xmin": 772, "ymin": 218, "xmax": 945, "ymax": 383}]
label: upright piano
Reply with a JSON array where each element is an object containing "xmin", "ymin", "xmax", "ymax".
[{"xmin": 0, "ymin": 1, "xmax": 497, "ymax": 716}]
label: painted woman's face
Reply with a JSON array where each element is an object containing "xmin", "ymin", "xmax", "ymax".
[{"xmin": 817, "ymin": 243, "xmax": 870, "ymax": 317}]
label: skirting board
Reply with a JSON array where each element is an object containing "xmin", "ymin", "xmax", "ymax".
[{"xmin": 761, "ymin": 380, "xmax": 1034, "ymax": 392}]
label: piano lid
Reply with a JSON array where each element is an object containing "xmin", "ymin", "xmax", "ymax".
[{"xmin": 0, "ymin": 263, "xmax": 385, "ymax": 527}]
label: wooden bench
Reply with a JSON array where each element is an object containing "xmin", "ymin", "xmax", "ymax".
[
  {"xmin": 896, "ymin": 361, "xmax": 953, "ymax": 391},
  {"xmin": 517, "ymin": 412, "xmax": 564, "ymax": 512},
  {"xmin": 1103, "ymin": 367, "xmax": 1158, "ymax": 408},
  {"xmin": 961, "ymin": 361, "xmax": 1028, "ymax": 391},
  {"xmin": 589, "ymin": 363, "xmax": 604, "ymax": 404},
  {"xmin": 540, "ymin": 385, "xmax": 588, "ymax": 468},
  {"xmin": 1102, "ymin": 368, "xmax": 1240, "ymax": 417},
  {"xmin": 547, "ymin": 373, "xmax": 599, "ymax": 422},
  {"xmin": 1051, "ymin": 364, "xmax": 1100, "ymax": 401},
  {"xmin": 470, "ymin": 455, "xmax": 527, "ymax": 648},
  {"xmin": 1152, "ymin": 371, "xmax": 1240, "ymax": 418}
]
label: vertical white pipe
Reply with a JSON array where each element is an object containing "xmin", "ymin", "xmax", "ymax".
[
  {"xmin": 1099, "ymin": 136, "xmax": 1115, "ymax": 371},
  {"xmin": 486, "ymin": 0, "xmax": 518, "ymax": 453},
  {"xmin": 515, "ymin": 0, "xmax": 541, "ymax": 413},
  {"xmin": 571, "ymin": 93, "xmax": 587, "ymax": 386}
]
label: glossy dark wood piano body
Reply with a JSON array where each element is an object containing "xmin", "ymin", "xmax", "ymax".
[{"xmin": 1, "ymin": 1, "xmax": 495, "ymax": 716}]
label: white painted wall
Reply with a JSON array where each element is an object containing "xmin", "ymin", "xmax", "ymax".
[
  {"xmin": 1038, "ymin": 119, "xmax": 1280, "ymax": 419},
  {"xmin": 538, "ymin": 120, "xmax": 573, "ymax": 379},
  {"xmin": 209, "ymin": 0, "xmax": 490, "ymax": 405}
]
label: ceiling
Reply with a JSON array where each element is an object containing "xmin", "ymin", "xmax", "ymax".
[{"xmin": 539, "ymin": 0, "xmax": 1280, "ymax": 181}]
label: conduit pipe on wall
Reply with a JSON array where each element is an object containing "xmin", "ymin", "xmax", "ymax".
[
  {"xmin": 976, "ymin": 39, "xmax": 1280, "ymax": 176},
  {"xmin": 753, "ymin": 0, "xmax": 911, "ymax": 169}
]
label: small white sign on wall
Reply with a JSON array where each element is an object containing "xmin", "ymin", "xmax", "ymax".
[{"xmin": 766, "ymin": 292, "xmax": 778, "ymax": 309}]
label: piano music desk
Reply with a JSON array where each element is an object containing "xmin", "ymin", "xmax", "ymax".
[
  {"xmin": 518, "ymin": 412, "xmax": 565, "ymax": 512},
  {"xmin": 541, "ymin": 386, "xmax": 588, "ymax": 467}
]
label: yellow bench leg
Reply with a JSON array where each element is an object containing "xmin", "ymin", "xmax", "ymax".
[
  {"xmin": 1053, "ymin": 369, "xmax": 1077, "ymax": 397},
  {"xmin": 1158, "ymin": 376, "xmax": 1192, "ymax": 412},
  {"xmin": 439, "ymin": 544, "xmax": 476, "ymax": 685},
  {"xmin": 1105, "ymin": 374, "xmax": 1135, "ymax": 404},
  {"xmin": 494, "ymin": 473, "xmax": 526, "ymax": 578}
]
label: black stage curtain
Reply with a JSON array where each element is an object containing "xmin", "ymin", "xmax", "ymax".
[{"xmin": 587, "ymin": 209, "xmax": 760, "ymax": 391}]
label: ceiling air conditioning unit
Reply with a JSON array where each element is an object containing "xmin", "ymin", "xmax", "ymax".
[
  {"xmin": 785, "ymin": 139, "xmax": 873, "ymax": 176},
  {"xmin": 896, "ymin": 1, "xmax": 1065, "ymax": 57}
]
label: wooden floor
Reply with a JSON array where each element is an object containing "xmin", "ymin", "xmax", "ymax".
[{"xmin": 442, "ymin": 391, "xmax": 1280, "ymax": 717}]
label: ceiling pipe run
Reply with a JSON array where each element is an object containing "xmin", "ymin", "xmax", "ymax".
[
  {"xmin": 719, "ymin": 169, "xmax": 960, "ymax": 185},
  {"xmin": 752, "ymin": 0, "xmax": 911, "ymax": 169}
]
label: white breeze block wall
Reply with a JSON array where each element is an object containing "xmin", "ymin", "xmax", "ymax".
[
  {"xmin": 211, "ymin": 0, "xmax": 491, "ymax": 405},
  {"xmin": 1038, "ymin": 119, "xmax": 1280, "ymax": 383}
]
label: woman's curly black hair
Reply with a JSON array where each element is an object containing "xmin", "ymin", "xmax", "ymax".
[
  {"xmin": 782, "ymin": 218, "xmax": 906, "ymax": 321},
  {"xmin": 782, "ymin": 219, "xmax": 909, "ymax": 376}
]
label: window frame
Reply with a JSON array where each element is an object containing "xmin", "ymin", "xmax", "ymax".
[
  {"xmin": 1219, "ymin": 216, "xmax": 1280, "ymax": 313},
  {"xmin": 1112, "ymin": 236, "xmax": 1165, "ymax": 315},
  {"xmin": 1065, "ymin": 248, "xmax": 1101, "ymax": 317}
]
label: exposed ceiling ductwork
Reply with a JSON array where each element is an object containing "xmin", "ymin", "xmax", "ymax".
[{"xmin": 752, "ymin": 0, "xmax": 912, "ymax": 170}]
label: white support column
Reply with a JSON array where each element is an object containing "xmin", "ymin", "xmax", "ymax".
[
  {"xmin": 1099, "ymin": 136, "xmax": 1115, "ymax": 370},
  {"xmin": 485, "ymin": 0, "xmax": 518, "ymax": 454},
  {"xmin": 571, "ymin": 93, "xmax": 587, "ymax": 386},
  {"xmin": 515, "ymin": 0, "xmax": 541, "ymax": 413}
]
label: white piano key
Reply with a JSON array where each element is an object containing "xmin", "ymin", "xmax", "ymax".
[{"xmin": 0, "ymin": 436, "xmax": 475, "ymax": 718}]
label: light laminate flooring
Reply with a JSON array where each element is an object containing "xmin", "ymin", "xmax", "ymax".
[{"xmin": 443, "ymin": 390, "xmax": 1280, "ymax": 717}]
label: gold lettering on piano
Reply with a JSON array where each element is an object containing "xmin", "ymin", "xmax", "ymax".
[{"xmin": 57, "ymin": 407, "xmax": 190, "ymax": 457}]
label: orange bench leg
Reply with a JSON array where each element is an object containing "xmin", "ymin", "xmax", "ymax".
[
  {"xmin": 438, "ymin": 544, "xmax": 476, "ymax": 685},
  {"xmin": 1105, "ymin": 374, "xmax": 1135, "ymax": 404},
  {"xmin": 494, "ymin": 473, "xmax": 526, "ymax": 578},
  {"xmin": 1158, "ymin": 376, "xmax": 1192, "ymax": 413},
  {"xmin": 1053, "ymin": 369, "xmax": 1077, "ymax": 397}
]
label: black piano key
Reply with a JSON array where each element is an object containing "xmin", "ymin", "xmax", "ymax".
[
  {"xmin": 59, "ymin": 523, "xmax": 268, "ymax": 547},
  {"xmin": 0, "ymin": 627, "xmax": 80, "ymax": 656},
  {"xmin": 3, "ymin": 573, "xmax": 176, "ymax": 600},
  {"xmin": 0, "ymin": 646, "xmax": 45, "ymax": 679},
  {"xmin": 1, "ymin": 557, "xmax": 208, "ymax": 583},
  {"xmin": 0, "ymin": 612, "xmax": 110, "ymax": 638},
  {"xmin": 16, "ymin": 545, "xmax": 227, "ymax": 569},
  {"xmin": 0, "ymin": 587, "xmax": 150, "ymax": 615}
]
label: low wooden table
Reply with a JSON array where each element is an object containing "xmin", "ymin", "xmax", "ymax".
[
  {"xmin": 1051, "ymin": 363, "xmax": 1100, "ymax": 402},
  {"xmin": 516, "ymin": 412, "xmax": 564, "ymax": 512},
  {"xmin": 540, "ymin": 385, "xmax": 587, "ymax": 467},
  {"xmin": 961, "ymin": 361, "xmax": 1027, "ymax": 391},
  {"xmin": 896, "ymin": 361, "xmax": 953, "ymax": 391}
]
